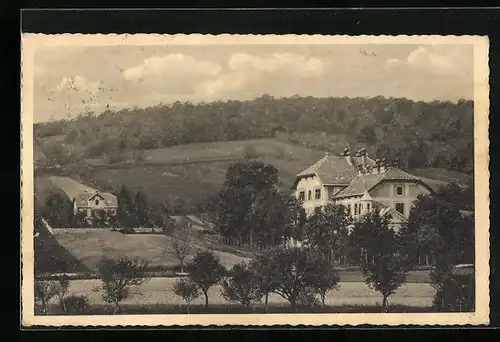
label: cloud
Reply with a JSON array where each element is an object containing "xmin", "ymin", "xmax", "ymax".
[
  {"xmin": 228, "ymin": 52, "xmax": 324, "ymax": 78},
  {"xmin": 123, "ymin": 54, "xmax": 222, "ymax": 81},
  {"xmin": 55, "ymin": 75, "xmax": 101, "ymax": 95},
  {"xmin": 120, "ymin": 52, "xmax": 326, "ymax": 102},
  {"xmin": 384, "ymin": 58, "xmax": 401, "ymax": 67},
  {"xmin": 194, "ymin": 53, "xmax": 325, "ymax": 99},
  {"xmin": 385, "ymin": 45, "xmax": 472, "ymax": 75}
]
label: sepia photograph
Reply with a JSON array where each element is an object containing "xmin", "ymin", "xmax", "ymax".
[{"xmin": 20, "ymin": 34, "xmax": 490, "ymax": 326}]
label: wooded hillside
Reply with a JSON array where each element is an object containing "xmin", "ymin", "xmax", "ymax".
[{"xmin": 34, "ymin": 95, "xmax": 474, "ymax": 175}]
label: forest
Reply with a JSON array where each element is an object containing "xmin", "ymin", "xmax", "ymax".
[{"xmin": 34, "ymin": 95, "xmax": 474, "ymax": 175}]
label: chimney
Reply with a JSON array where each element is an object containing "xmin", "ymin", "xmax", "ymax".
[
  {"xmin": 393, "ymin": 158, "xmax": 400, "ymax": 169},
  {"xmin": 342, "ymin": 148, "xmax": 352, "ymax": 166},
  {"xmin": 380, "ymin": 158, "xmax": 387, "ymax": 173},
  {"xmin": 357, "ymin": 164, "xmax": 363, "ymax": 175},
  {"xmin": 375, "ymin": 159, "xmax": 381, "ymax": 174},
  {"xmin": 359, "ymin": 148, "xmax": 367, "ymax": 170}
]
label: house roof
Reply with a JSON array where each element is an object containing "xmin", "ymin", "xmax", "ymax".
[
  {"xmin": 333, "ymin": 167, "xmax": 424, "ymax": 199},
  {"xmin": 49, "ymin": 176, "xmax": 117, "ymax": 207},
  {"xmin": 375, "ymin": 202, "xmax": 407, "ymax": 223},
  {"xmin": 293, "ymin": 153, "xmax": 376, "ymax": 188}
]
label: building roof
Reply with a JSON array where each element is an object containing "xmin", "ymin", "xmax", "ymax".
[
  {"xmin": 293, "ymin": 153, "xmax": 376, "ymax": 188},
  {"xmin": 333, "ymin": 167, "xmax": 425, "ymax": 199},
  {"xmin": 374, "ymin": 201, "xmax": 407, "ymax": 223},
  {"xmin": 49, "ymin": 176, "xmax": 117, "ymax": 207}
]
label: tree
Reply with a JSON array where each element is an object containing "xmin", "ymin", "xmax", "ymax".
[
  {"xmin": 34, "ymin": 280, "xmax": 59, "ymax": 314},
  {"xmin": 186, "ymin": 250, "xmax": 226, "ymax": 309},
  {"xmin": 134, "ymin": 191, "xmax": 149, "ymax": 227},
  {"xmin": 221, "ymin": 262, "xmax": 262, "ymax": 309},
  {"xmin": 304, "ymin": 203, "xmax": 352, "ymax": 260},
  {"xmin": 250, "ymin": 254, "xmax": 275, "ymax": 312},
  {"xmin": 42, "ymin": 193, "xmax": 72, "ymax": 227},
  {"xmin": 55, "ymin": 274, "xmax": 70, "ymax": 312},
  {"xmin": 351, "ymin": 209, "xmax": 411, "ymax": 313},
  {"xmin": 169, "ymin": 221, "xmax": 193, "ymax": 273},
  {"xmin": 210, "ymin": 161, "xmax": 279, "ymax": 244},
  {"xmin": 117, "ymin": 186, "xmax": 136, "ymax": 228},
  {"xmin": 248, "ymin": 188, "xmax": 304, "ymax": 247},
  {"xmin": 311, "ymin": 259, "xmax": 340, "ymax": 306},
  {"xmin": 401, "ymin": 188, "xmax": 475, "ymax": 311},
  {"xmin": 173, "ymin": 278, "xmax": 200, "ymax": 314},
  {"xmin": 262, "ymin": 246, "xmax": 320, "ymax": 312},
  {"xmin": 96, "ymin": 257, "xmax": 150, "ymax": 314}
]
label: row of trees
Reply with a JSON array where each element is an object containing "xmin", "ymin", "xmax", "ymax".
[
  {"xmin": 204, "ymin": 160, "xmax": 475, "ymax": 312},
  {"xmin": 35, "ymin": 95, "xmax": 474, "ymax": 174},
  {"xmin": 35, "ymin": 186, "xmax": 474, "ymax": 314}
]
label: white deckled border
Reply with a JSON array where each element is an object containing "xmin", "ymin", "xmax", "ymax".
[{"xmin": 20, "ymin": 34, "xmax": 490, "ymax": 327}]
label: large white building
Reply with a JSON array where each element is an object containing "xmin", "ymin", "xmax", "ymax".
[{"xmin": 292, "ymin": 148, "xmax": 434, "ymax": 231}]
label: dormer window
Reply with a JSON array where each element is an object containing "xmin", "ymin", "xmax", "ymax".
[{"xmin": 95, "ymin": 199, "xmax": 100, "ymax": 205}]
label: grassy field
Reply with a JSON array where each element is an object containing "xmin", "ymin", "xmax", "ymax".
[
  {"xmin": 41, "ymin": 277, "xmax": 436, "ymax": 310},
  {"xmin": 52, "ymin": 230, "xmax": 251, "ymax": 272},
  {"xmin": 39, "ymin": 303, "xmax": 439, "ymax": 315}
]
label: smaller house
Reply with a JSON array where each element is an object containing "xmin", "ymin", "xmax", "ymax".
[{"xmin": 49, "ymin": 176, "xmax": 118, "ymax": 226}]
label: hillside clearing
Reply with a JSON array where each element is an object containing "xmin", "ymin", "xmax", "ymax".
[{"xmin": 34, "ymin": 138, "xmax": 469, "ymax": 213}]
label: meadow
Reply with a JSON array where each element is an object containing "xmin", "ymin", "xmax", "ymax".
[
  {"xmin": 42, "ymin": 277, "xmax": 436, "ymax": 311},
  {"xmin": 52, "ymin": 230, "xmax": 251, "ymax": 272}
]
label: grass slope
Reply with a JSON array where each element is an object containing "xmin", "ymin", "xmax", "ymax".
[
  {"xmin": 52, "ymin": 230, "xmax": 250, "ymax": 272},
  {"xmin": 66, "ymin": 139, "xmax": 470, "ymax": 210},
  {"xmin": 59, "ymin": 139, "xmax": 326, "ymax": 209},
  {"xmin": 35, "ymin": 233, "xmax": 90, "ymax": 274}
]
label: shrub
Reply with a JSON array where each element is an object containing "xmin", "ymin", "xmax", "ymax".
[
  {"xmin": 297, "ymin": 292, "xmax": 321, "ymax": 310},
  {"xmin": 64, "ymin": 295, "xmax": 90, "ymax": 314},
  {"xmin": 433, "ymin": 273, "xmax": 475, "ymax": 312}
]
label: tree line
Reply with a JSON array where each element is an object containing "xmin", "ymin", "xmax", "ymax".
[{"xmin": 35, "ymin": 95, "xmax": 474, "ymax": 174}]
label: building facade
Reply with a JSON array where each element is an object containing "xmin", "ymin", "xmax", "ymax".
[
  {"xmin": 292, "ymin": 148, "xmax": 434, "ymax": 231},
  {"xmin": 49, "ymin": 176, "xmax": 118, "ymax": 226}
]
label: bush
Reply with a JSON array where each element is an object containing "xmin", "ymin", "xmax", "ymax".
[
  {"xmin": 64, "ymin": 295, "xmax": 90, "ymax": 314},
  {"xmin": 297, "ymin": 292, "xmax": 321, "ymax": 310},
  {"xmin": 433, "ymin": 273, "xmax": 475, "ymax": 312}
]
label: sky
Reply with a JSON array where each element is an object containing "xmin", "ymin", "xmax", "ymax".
[{"xmin": 33, "ymin": 43, "xmax": 474, "ymax": 123}]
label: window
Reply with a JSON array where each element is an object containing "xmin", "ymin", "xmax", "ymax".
[
  {"xmin": 298, "ymin": 191, "xmax": 305, "ymax": 202},
  {"xmin": 95, "ymin": 199, "xmax": 100, "ymax": 205},
  {"xmin": 315, "ymin": 188, "xmax": 321, "ymax": 200},
  {"xmin": 354, "ymin": 203, "xmax": 358, "ymax": 215},
  {"xmin": 395, "ymin": 202, "xmax": 405, "ymax": 215},
  {"xmin": 308, "ymin": 190, "xmax": 312, "ymax": 201},
  {"xmin": 347, "ymin": 204, "xmax": 351, "ymax": 215},
  {"xmin": 366, "ymin": 203, "xmax": 370, "ymax": 212},
  {"xmin": 360, "ymin": 203, "xmax": 363, "ymax": 213},
  {"xmin": 396, "ymin": 185, "xmax": 404, "ymax": 196}
]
